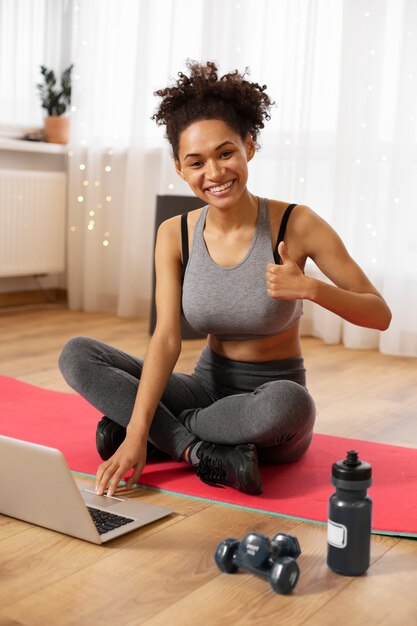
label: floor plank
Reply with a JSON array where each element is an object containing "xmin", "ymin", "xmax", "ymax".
[
  {"xmin": 301, "ymin": 538, "xmax": 417, "ymax": 626},
  {"xmin": 140, "ymin": 525, "xmax": 398, "ymax": 626}
]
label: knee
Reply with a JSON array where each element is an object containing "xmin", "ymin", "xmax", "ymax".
[
  {"xmin": 283, "ymin": 380, "xmax": 316, "ymax": 429},
  {"xmin": 58, "ymin": 335, "xmax": 95, "ymax": 387},
  {"xmin": 253, "ymin": 380, "xmax": 316, "ymax": 431}
]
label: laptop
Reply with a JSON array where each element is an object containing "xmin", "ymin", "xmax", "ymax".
[{"xmin": 0, "ymin": 435, "xmax": 171, "ymax": 544}]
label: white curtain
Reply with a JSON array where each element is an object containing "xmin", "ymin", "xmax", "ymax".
[{"xmin": 2, "ymin": 0, "xmax": 416, "ymax": 356}]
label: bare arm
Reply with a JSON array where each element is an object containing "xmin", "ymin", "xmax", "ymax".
[
  {"xmin": 96, "ymin": 216, "xmax": 183, "ymax": 495},
  {"xmin": 266, "ymin": 207, "xmax": 392, "ymax": 331},
  {"xmin": 126, "ymin": 219, "xmax": 183, "ymax": 440}
]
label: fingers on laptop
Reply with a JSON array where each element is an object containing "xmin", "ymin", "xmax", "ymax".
[
  {"xmin": 125, "ymin": 466, "xmax": 143, "ymax": 490},
  {"xmin": 95, "ymin": 458, "xmax": 139, "ymax": 496},
  {"xmin": 95, "ymin": 459, "xmax": 124, "ymax": 496}
]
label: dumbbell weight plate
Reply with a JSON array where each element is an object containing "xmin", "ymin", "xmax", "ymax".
[
  {"xmin": 270, "ymin": 532, "xmax": 301, "ymax": 559},
  {"xmin": 239, "ymin": 532, "xmax": 272, "ymax": 568},
  {"xmin": 214, "ymin": 538, "xmax": 240, "ymax": 573},
  {"xmin": 269, "ymin": 557, "xmax": 300, "ymax": 595}
]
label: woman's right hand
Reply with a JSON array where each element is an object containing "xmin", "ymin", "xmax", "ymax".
[{"xmin": 95, "ymin": 434, "xmax": 147, "ymax": 497}]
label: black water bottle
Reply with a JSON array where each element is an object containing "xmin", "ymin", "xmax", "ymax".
[{"xmin": 327, "ymin": 450, "xmax": 372, "ymax": 576}]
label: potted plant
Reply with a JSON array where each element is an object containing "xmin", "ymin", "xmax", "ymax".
[{"xmin": 36, "ymin": 64, "xmax": 74, "ymax": 144}]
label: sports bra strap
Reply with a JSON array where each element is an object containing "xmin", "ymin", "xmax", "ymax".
[
  {"xmin": 181, "ymin": 212, "xmax": 189, "ymax": 281},
  {"xmin": 273, "ymin": 203, "xmax": 297, "ymax": 264}
]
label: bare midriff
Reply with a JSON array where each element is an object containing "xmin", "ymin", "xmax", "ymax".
[{"xmin": 207, "ymin": 321, "xmax": 302, "ymax": 363}]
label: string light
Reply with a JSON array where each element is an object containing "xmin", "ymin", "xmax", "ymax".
[
  {"xmin": 105, "ymin": 166, "xmax": 112, "ymax": 172},
  {"xmin": 89, "ymin": 210, "xmax": 95, "ymax": 216},
  {"xmin": 70, "ymin": 226, "xmax": 76, "ymax": 232},
  {"xmin": 94, "ymin": 181, "xmax": 100, "ymax": 187},
  {"xmin": 103, "ymin": 240, "xmax": 109, "ymax": 247},
  {"xmin": 77, "ymin": 195, "xmax": 84, "ymax": 202},
  {"xmin": 106, "ymin": 195, "xmax": 112, "ymax": 202},
  {"xmin": 168, "ymin": 183, "xmax": 174, "ymax": 190},
  {"xmin": 79, "ymin": 164, "xmax": 86, "ymax": 170},
  {"xmin": 83, "ymin": 180, "xmax": 89, "ymax": 186}
]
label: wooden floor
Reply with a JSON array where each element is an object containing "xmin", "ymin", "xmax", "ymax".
[{"xmin": 1, "ymin": 306, "xmax": 416, "ymax": 626}]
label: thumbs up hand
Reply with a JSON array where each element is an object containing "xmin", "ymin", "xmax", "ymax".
[{"xmin": 266, "ymin": 242, "xmax": 307, "ymax": 301}]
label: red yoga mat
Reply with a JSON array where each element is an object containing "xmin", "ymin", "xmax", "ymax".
[{"xmin": 1, "ymin": 375, "xmax": 416, "ymax": 537}]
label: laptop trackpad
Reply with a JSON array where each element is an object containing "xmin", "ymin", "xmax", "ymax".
[{"xmin": 80, "ymin": 489, "xmax": 126, "ymax": 508}]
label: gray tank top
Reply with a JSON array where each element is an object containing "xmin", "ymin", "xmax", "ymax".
[{"xmin": 182, "ymin": 197, "xmax": 303, "ymax": 341}]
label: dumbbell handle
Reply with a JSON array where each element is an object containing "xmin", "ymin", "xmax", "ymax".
[
  {"xmin": 233, "ymin": 550, "xmax": 300, "ymax": 594},
  {"xmin": 233, "ymin": 552, "xmax": 273, "ymax": 581}
]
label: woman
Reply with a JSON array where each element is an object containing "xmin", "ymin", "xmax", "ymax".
[{"xmin": 59, "ymin": 61, "xmax": 391, "ymax": 497}]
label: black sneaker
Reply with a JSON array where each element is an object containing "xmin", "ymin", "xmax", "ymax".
[
  {"xmin": 96, "ymin": 416, "xmax": 171, "ymax": 463},
  {"xmin": 96, "ymin": 416, "xmax": 126, "ymax": 460},
  {"xmin": 194, "ymin": 442, "xmax": 263, "ymax": 495}
]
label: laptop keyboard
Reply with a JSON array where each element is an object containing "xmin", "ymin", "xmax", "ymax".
[{"xmin": 87, "ymin": 506, "xmax": 135, "ymax": 535}]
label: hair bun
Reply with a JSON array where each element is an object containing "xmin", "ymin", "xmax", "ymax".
[{"xmin": 152, "ymin": 60, "xmax": 275, "ymax": 158}]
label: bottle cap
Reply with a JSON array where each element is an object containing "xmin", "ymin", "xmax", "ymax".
[{"xmin": 332, "ymin": 450, "xmax": 372, "ymax": 481}]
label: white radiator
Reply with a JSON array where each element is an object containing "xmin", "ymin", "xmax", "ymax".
[{"xmin": 0, "ymin": 169, "xmax": 66, "ymax": 277}]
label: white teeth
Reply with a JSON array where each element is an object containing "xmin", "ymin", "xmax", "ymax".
[{"xmin": 208, "ymin": 180, "xmax": 234, "ymax": 193}]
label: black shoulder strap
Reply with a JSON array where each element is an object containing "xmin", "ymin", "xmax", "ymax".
[
  {"xmin": 273, "ymin": 203, "xmax": 297, "ymax": 264},
  {"xmin": 181, "ymin": 212, "xmax": 189, "ymax": 281}
]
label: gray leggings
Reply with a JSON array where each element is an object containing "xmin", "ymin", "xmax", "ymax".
[{"xmin": 58, "ymin": 337, "xmax": 316, "ymax": 465}]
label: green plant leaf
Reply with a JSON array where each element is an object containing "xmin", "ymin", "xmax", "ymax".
[{"xmin": 36, "ymin": 64, "xmax": 74, "ymax": 116}]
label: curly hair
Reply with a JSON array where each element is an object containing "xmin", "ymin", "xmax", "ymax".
[{"xmin": 152, "ymin": 60, "xmax": 275, "ymax": 159}]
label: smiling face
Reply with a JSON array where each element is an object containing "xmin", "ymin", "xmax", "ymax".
[{"xmin": 175, "ymin": 119, "xmax": 256, "ymax": 208}]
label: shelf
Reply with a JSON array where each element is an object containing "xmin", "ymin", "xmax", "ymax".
[{"xmin": 0, "ymin": 137, "xmax": 68, "ymax": 155}]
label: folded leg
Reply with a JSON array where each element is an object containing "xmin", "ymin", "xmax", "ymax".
[
  {"xmin": 179, "ymin": 379, "xmax": 316, "ymax": 463},
  {"xmin": 58, "ymin": 336, "xmax": 216, "ymax": 460}
]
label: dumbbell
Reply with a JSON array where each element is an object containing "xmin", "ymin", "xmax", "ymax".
[{"xmin": 214, "ymin": 531, "xmax": 301, "ymax": 595}]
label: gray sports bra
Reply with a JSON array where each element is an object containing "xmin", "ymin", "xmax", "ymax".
[{"xmin": 181, "ymin": 197, "xmax": 303, "ymax": 341}]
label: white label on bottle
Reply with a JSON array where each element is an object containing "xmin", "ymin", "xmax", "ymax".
[{"xmin": 327, "ymin": 519, "xmax": 348, "ymax": 549}]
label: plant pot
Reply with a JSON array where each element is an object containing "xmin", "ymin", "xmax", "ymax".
[{"xmin": 44, "ymin": 116, "xmax": 70, "ymax": 144}]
